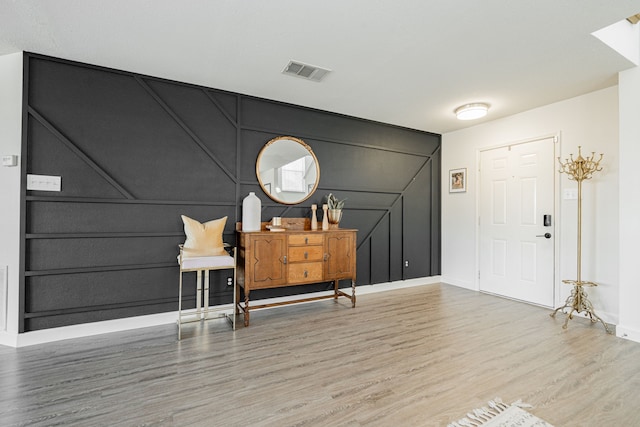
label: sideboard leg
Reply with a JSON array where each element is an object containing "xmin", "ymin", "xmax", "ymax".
[
  {"xmin": 351, "ymin": 280, "xmax": 356, "ymax": 308},
  {"xmin": 333, "ymin": 279, "xmax": 339, "ymax": 300},
  {"xmin": 244, "ymin": 291, "xmax": 251, "ymax": 327},
  {"xmin": 235, "ymin": 286, "xmax": 241, "ymax": 315}
]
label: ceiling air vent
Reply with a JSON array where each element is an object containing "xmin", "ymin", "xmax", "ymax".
[{"xmin": 282, "ymin": 60, "xmax": 331, "ymax": 82}]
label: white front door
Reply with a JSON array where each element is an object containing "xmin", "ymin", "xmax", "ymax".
[{"xmin": 479, "ymin": 137, "xmax": 556, "ymax": 307}]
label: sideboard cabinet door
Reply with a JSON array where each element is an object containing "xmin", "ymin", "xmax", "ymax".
[
  {"xmin": 325, "ymin": 231, "xmax": 356, "ymax": 281},
  {"xmin": 246, "ymin": 234, "xmax": 287, "ymax": 289}
]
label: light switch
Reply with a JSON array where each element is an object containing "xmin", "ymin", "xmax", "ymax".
[
  {"xmin": 563, "ymin": 189, "xmax": 578, "ymax": 200},
  {"xmin": 2, "ymin": 155, "xmax": 18, "ymax": 167},
  {"xmin": 27, "ymin": 174, "xmax": 62, "ymax": 191}
]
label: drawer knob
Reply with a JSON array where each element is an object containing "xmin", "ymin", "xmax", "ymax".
[
  {"xmin": 304, "ymin": 270, "xmax": 308, "ymax": 278},
  {"xmin": 305, "ymin": 237, "xmax": 308, "ymax": 244},
  {"xmin": 304, "ymin": 251, "xmax": 308, "ymax": 259}
]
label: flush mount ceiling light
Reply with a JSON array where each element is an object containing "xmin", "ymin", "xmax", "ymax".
[
  {"xmin": 454, "ymin": 103, "xmax": 490, "ymax": 120},
  {"xmin": 627, "ymin": 13, "xmax": 640, "ymax": 24}
]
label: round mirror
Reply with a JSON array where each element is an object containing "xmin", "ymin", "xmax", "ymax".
[{"xmin": 256, "ymin": 136, "xmax": 320, "ymax": 205}]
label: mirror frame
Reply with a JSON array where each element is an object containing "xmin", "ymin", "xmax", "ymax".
[{"xmin": 256, "ymin": 136, "xmax": 320, "ymax": 205}]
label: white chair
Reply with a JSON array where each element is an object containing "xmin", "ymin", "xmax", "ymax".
[{"xmin": 177, "ymin": 215, "xmax": 237, "ymax": 339}]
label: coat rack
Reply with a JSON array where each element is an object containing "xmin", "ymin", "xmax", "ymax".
[{"xmin": 550, "ymin": 146, "xmax": 611, "ymax": 333}]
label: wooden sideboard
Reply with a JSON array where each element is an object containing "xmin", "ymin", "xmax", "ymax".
[{"xmin": 236, "ymin": 219, "xmax": 356, "ymax": 326}]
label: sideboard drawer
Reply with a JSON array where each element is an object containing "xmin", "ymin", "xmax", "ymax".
[
  {"xmin": 288, "ymin": 245, "xmax": 323, "ymax": 262},
  {"xmin": 288, "ymin": 262, "xmax": 323, "ymax": 283},
  {"xmin": 288, "ymin": 234, "xmax": 324, "ymax": 246}
]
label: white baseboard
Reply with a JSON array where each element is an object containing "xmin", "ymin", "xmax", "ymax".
[
  {"xmin": 573, "ymin": 308, "xmax": 617, "ymax": 326},
  {"xmin": 353, "ymin": 276, "xmax": 441, "ymax": 295},
  {"xmin": 616, "ymin": 325, "xmax": 640, "ymax": 344},
  {"xmin": 1, "ymin": 311, "xmax": 182, "ymax": 348},
  {"xmin": 0, "ymin": 331, "xmax": 17, "ymax": 347},
  {"xmin": 440, "ymin": 275, "xmax": 476, "ymax": 290},
  {"xmin": 0, "ymin": 276, "xmax": 441, "ymax": 348},
  {"xmin": 0, "ymin": 265, "xmax": 6, "ymax": 332}
]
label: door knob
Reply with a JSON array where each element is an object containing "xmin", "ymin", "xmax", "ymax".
[{"xmin": 536, "ymin": 233, "xmax": 552, "ymax": 239}]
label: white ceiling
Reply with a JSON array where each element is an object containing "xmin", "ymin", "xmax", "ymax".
[{"xmin": 1, "ymin": 0, "xmax": 639, "ymax": 134}]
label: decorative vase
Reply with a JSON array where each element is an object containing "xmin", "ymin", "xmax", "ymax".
[
  {"xmin": 242, "ymin": 192, "xmax": 261, "ymax": 232},
  {"xmin": 322, "ymin": 204, "xmax": 329, "ymax": 230},
  {"xmin": 327, "ymin": 209, "xmax": 342, "ymax": 229},
  {"xmin": 311, "ymin": 204, "xmax": 318, "ymax": 230}
]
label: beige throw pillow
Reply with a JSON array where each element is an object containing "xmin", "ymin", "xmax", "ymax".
[{"xmin": 181, "ymin": 215, "xmax": 228, "ymax": 257}]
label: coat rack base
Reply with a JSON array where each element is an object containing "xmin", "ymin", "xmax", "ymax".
[{"xmin": 550, "ymin": 280, "xmax": 612, "ymax": 334}]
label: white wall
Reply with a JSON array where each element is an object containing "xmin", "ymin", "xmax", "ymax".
[
  {"xmin": 618, "ymin": 65, "xmax": 640, "ymax": 342},
  {"xmin": 442, "ymin": 87, "xmax": 620, "ymax": 324},
  {"xmin": 0, "ymin": 52, "xmax": 23, "ymax": 342}
]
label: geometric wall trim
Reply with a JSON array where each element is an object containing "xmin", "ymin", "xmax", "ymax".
[{"xmin": 21, "ymin": 53, "xmax": 441, "ymax": 332}]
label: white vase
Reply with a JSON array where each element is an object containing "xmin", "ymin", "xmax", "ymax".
[{"xmin": 242, "ymin": 192, "xmax": 261, "ymax": 232}]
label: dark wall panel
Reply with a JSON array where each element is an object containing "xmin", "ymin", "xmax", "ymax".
[
  {"xmin": 21, "ymin": 53, "xmax": 441, "ymax": 332},
  {"xmin": 27, "ymin": 268, "xmax": 178, "ymax": 312},
  {"xmin": 371, "ymin": 217, "xmax": 391, "ymax": 284},
  {"xmin": 241, "ymin": 97, "xmax": 439, "ymax": 155},
  {"xmin": 403, "ymin": 161, "xmax": 433, "ymax": 279},
  {"xmin": 28, "ymin": 118, "xmax": 125, "ymax": 199},
  {"xmin": 430, "ymin": 148, "xmax": 442, "ymax": 275},
  {"xmin": 145, "ymin": 79, "xmax": 239, "ymax": 176},
  {"xmin": 27, "ymin": 236, "xmax": 183, "ymax": 270},
  {"xmin": 27, "ymin": 202, "xmax": 237, "ymax": 236},
  {"xmin": 390, "ymin": 202, "xmax": 404, "ymax": 281},
  {"xmin": 310, "ymin": 141, "xmax": 427, "ymax": 192}
]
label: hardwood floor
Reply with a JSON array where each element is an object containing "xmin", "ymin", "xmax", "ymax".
[{"xmin": 1, "ymin": 283, "xmax": 640, "ymax": 426}]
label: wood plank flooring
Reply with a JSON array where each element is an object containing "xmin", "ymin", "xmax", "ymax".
[{"xmin": 1, "ymin": 283, "xmax": 640, "ymax": 426}]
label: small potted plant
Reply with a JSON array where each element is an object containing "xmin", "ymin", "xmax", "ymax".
[{"xmin": 326, "ymin": 193, "xmax": 346, "ymax": 227}]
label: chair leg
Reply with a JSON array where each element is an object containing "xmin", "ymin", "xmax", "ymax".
[
  {"xmin": 203, "ymin": 270, "xmax": 210, "ymax": 320},
  {"xmin": 178, "ymin": 270, "xmax": 183, "ymax": 340},
  {"xmin": 196, "ymin": 270, "xmax": 202, "ymax": 320},
  {"xmin": 231, "ymin": 268, "xmax": 237, "ymax": 330}
]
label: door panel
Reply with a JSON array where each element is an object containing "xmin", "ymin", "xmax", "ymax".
[{"xmin": 479, "ymin": 137, "xmax": 555, "ymax": 306}]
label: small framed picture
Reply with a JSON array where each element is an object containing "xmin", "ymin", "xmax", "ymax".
[{"xmin": 449, "ymin": 168, "xmax": 467, "ymax": 193}]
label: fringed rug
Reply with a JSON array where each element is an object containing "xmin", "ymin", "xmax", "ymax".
[{"xmin": 448, "ymin": 398, "xmax": 553, "ymax": 427}]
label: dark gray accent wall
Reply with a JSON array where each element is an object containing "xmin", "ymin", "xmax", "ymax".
[{"xmin": 20, "ymin": 53, "xmax": 441, "ymax": 332}]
